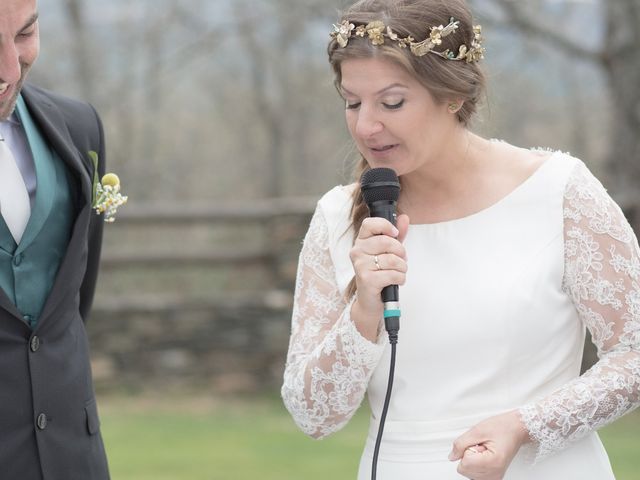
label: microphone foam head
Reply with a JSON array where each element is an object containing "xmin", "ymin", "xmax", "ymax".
[{"xmin": 360, "ymin": 168, "xmax": 400, "ymax": 204}]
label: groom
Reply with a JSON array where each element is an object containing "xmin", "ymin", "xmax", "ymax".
[{"xmin": 0, "ymin": 1, "xmax": 110, "ymax": 478}]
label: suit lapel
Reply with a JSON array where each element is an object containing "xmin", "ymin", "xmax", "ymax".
[
  {"xmin": 13, "ymin": 96, "xmax": 57, "ymax": 252},
  {"xmin": 21, "ymin": 86, "xmax": 92, "ymax": 203}
]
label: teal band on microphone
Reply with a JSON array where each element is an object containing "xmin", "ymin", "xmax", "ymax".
[{"xmin": 383, "ymin": 309, "xmax": 401, "ymax": 318}]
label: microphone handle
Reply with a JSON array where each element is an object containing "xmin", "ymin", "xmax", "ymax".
[
  {"xmin": 368, "ymin": 199, "xmax": 399, "ymax": 302},
  {"xmin": 368, "ymin": 200, "xmax": 400, "ymax": 337},
  {"xmin": 368, "ymin": 199, "xmax": 398, "ymax": 227}
]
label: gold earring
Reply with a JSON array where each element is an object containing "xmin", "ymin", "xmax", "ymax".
[{"xmin": 448, "ymin": 103, "xmax": 459, "ymax": 113}]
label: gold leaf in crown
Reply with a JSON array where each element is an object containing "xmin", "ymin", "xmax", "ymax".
[{"xmin": 332, "ymin": 20, "xmax": 355, "ymax": 48}]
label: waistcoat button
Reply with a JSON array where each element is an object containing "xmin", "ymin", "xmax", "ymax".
[{"xmin": 13, "ymin": 253, "xmax": 23, "ymax": 266}]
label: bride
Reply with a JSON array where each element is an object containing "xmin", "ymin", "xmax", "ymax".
[{"xmin": 281, "ymin": 0, "xmax": 640, "ymax": 478}]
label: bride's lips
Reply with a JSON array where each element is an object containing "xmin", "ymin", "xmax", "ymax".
[{"xmin": 367, "ymin": 143, "xmax": 398, "ymax": 157}]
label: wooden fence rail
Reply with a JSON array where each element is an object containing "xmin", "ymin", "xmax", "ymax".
[
  {"xmin": 109, "ymin": 197, "xmax": 319, "ymax": 223},
  {"xmin": 99, "ymin": 196, "xmax": 318, "ymax": 271}
]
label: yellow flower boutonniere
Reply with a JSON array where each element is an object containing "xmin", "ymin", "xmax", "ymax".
[{"xmin": 89, "ymin": 151, "xmax": 128, "ymax": 223}]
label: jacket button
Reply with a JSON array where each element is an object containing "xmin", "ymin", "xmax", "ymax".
[
  {"xmin": 36, "ymin": 413, "xmax": 47, "ymax": 430},
  {"xmin": 30, "ymin": 336, "xmax": 40, "ymax": 352},
  {"xmin": 13, "ymin": 254, "xmax": 23, "ymax": 266}
]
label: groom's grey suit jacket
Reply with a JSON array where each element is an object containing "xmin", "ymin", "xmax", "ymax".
[{"xmin": 0, "ymin": 84, "xmax": 109, "ymax": 479}]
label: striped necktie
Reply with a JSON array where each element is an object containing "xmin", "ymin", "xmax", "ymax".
[{"xmin": 0, "ymin": 136, "xmax": 31, "ymax": 244}]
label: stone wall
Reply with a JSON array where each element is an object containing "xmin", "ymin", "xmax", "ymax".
[{"xmin": 87, "ymin": 291, "xmax": 294, "ymax": 394}]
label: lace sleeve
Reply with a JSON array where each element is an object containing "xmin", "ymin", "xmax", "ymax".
[
  {"xmin": 281, "ymin": 205, "xmax": 386, "ymax": 439},
  {"xmin": 520, "ymin": 161, "xmax": 640, "ymax": 461}
]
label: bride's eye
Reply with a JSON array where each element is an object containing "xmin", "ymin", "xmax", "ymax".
[
  {"xmin": 346, "ymin": 101, "xmax": 361, "ymax": 110},
  {"xmin": 383, "ymin": 99, "xmax": 405, "ymax": 110}
]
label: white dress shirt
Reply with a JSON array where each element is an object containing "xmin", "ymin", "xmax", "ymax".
[{"xmin": 0, "ymin": 110, "xmax": 37, "ymax": 206}]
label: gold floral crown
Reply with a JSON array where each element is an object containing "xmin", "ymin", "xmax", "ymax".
[{"xmin": 331, "ymin": 17, "xmax": 484, "ymax": 63}]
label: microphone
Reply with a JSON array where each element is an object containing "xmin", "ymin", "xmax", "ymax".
[{"xmin": 360, "ymin": 167, "xmax": 401, "ymax": 343}]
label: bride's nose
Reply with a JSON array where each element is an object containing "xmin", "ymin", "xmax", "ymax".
[{"xmin": 353, "ymin": 106, "xmax": 384, "ymax": 139}]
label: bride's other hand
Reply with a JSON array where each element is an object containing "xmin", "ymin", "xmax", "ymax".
[
  {"xmin": 349, "ymin": 214, "xmax": 410, "ymax": 340},
  {"xmin": 448, "ymin": 410, "xmax": 530, "ymax": 480}
]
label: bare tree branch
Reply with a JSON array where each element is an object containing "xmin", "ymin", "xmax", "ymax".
[
  {"xmin": 492, "ymin": 0, "xmax": 604, "ymax": 64},
  {"xmin": 105, "ymin": 25, "xmax": 229, "ymax": 106}
]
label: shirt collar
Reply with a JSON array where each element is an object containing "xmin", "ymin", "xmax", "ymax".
[
  {"xmin": 0, "ymin": 107, "xmax": 21, "ymax": 136},
  {"xmin": 1, "ymin": 96, "xmax": 24, "ymax": 127},
  {"xmin": 6, "ymin": 109, "xmax": 22, "ymax": 126},
  {"xmin": 0, "ymin": 110, "xmax": 21, "ymax": 143}
]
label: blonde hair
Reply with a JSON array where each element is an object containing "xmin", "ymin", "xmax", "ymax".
[{"xmin": 328, "ymin": 0, "xmax": 486, "ymax": 298}]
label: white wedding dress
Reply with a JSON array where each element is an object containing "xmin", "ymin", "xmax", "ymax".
[{"xmin": 281, "ymin": 151, "xmax": 640, "ymax": 479}]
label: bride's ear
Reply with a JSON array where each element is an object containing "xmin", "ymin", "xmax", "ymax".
[{"xmin": 447, "ymin": 100, "xmax": 464, "ymax": 114}]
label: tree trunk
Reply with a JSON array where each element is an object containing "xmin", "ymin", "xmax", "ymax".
[
  {"xmin": 602, "ymin": 0, "xmax": 640, "ymax": 229},
  {"xmin": 63, "ymin": 0, "xmax": 94, "ymax": 101}
]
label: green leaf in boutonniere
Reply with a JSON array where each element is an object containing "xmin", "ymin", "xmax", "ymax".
[
  {"xmin": 89, "ymin": 150, "xmax": 128, "ymax": 223},
  {"xmin": 89, "ymin": 150, "xmax": 100, "ymax": 206}
]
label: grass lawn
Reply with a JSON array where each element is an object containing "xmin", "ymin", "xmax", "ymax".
[
  {"xmin": 599, "ymin": 408, "xmax": 640, "ymax": 478},
  {"xmin": 100, "ymin": 394, "xmax": 639, "ymax": 480},
  {"xmin": 100, "ymin": 393, "xmax": 368, "ymax": 480}
]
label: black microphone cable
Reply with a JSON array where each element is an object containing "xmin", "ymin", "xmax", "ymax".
[{"xmin": 371, "ymin": 312, "xmax": 399, "ymax": 480}]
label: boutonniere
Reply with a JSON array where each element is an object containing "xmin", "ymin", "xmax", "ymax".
[{"xmin": 89, "ymin": 151, "xmax": 128, "ymax": 223}]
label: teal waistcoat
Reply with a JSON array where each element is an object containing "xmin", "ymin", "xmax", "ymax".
[{"xmin": 0, "ymin": 95, "xmax": 75, "ymax": 327}]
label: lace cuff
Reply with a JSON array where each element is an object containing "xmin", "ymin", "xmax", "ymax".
[
  {"xmin": 282, "ymin": 205, "xmax": 386, "ymax": 438},
  {"xmin": 520, "ymin": 160, "xmax": 640, "ymax": 462},
  {"xmin": 339, "ymin": 297, "xmax": 387, "ymax": 369}
]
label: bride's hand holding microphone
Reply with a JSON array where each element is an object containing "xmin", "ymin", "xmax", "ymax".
[{"xmin": 349, "ymin": 214, "xmax": 410, "ymax": 342}]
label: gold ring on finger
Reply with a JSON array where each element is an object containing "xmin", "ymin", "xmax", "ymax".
[{"xmin": 374, "ymin": 255, "xmax": 381, "ymax": 270}]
